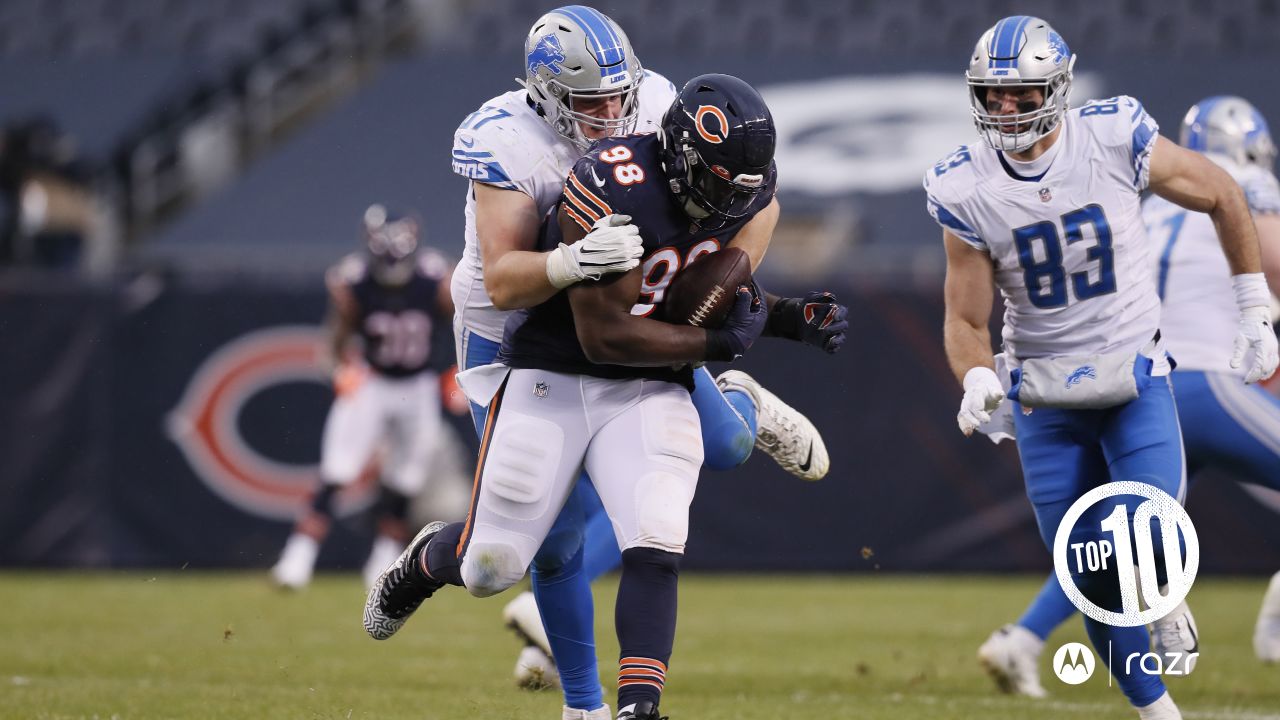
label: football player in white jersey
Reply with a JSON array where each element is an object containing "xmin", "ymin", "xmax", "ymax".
[
  {"xmin": 927, "ymin": 16, "xmax": 1278, "ymax": 719},
  {"xmin": 272, "ymin": 206, "xmax": 454, "ymax": 591},
  {"xmin": 437, "ymin": 6, "xmax": 844, "ymax": 720},
  {"xmin": 975, "ymin": 95, "xmax": 1280, "ymax": 698}
]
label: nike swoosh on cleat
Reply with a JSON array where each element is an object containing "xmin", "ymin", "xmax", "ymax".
[{"xmin": 798, "ymin": 444, "xmax": 813, "ymax": 473}]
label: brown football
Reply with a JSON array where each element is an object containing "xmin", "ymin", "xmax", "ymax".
[{"xmin": 662, "ymin": 247, "xmax": 752, "ymax": 329}]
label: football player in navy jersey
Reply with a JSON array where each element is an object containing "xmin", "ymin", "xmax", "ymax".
[
  {"xmin": 272, "ymin": 205, "xmax": 455, "ymax": 591},
  {"xmin": 364, "ymin": 75, "xmax": 846, "ymax": 720}
]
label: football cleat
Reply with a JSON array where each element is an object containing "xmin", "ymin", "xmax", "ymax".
[
  {"xmin": 616, "ymin": 701, "xmax": 665, "ymax": 720},
  {"xmin": 977, "ymin": 624, "xmax": 1048, "ymax": 699},
  {"xmin": 1136, "ymin": 690, "xmax": 1183, "ymax": 719},
  {"xmin": 1150, "ymin": 598, "xmax": 1199, "ymax": 673},
  {"xmin": 514, "ymin": 645, "xmax": 560, "ymax": 691},
  {"xmin": 271, "ymin": 533, "xmax": 319, "ymax": 591},
  {"xmin": 362, "ymin": 521, "xmax": 446, "ymax": 640},
  {"xmin": 503, "ymin": 590, "xmax": 554, "ymax": 656},
  {"xmin": 716, "ymin": 370, "xmax": 829, "ymax": 480},
  {"xmin": 1254, "ymin": 570, "xmax": 1280, "ymax": 661},
  {"xmin": 563, "ymin": 704, "xmax": 611, "ymax": 720}
]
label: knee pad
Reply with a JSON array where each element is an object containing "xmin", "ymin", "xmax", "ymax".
[
  {"xmin": 628, "ymin": 470, "xmax": 696, "ymax": 554},
  {"xmin": 461, "ymin": 539, "xmax": 526, "ymax": 597}
]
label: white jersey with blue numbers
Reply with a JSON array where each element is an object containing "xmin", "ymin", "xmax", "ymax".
[
  {"xmin": 450, "ymin": 71, "xmax": 678, "ymax": 342},
  {"xmin": 924, "ymin": 96, "xmax": 1166, "ymax": 364},
  {"xmin": 1144, "ymin": 154, "xmax": 1280, "ymax": 374}
]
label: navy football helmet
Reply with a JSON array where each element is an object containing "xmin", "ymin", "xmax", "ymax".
[
  {"xmin": 363, "ymin": 204, "xmax": 420, "ymax": 286},
  {"xmin": 659, "ymin": 74, "xmax": 775, "ymax": 228}
]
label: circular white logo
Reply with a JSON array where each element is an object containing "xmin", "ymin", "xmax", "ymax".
[
  {"xmin": 1052, "ymin": 642, "xmax": 1096, "ymax": 685},
  {"xmin": 1053, "ymin": 481, "xmax": 1199, "ymax": 627}
]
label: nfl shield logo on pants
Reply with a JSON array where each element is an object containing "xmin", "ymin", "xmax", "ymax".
[{"xmin": 534, "ymin": 381, "xmax": 549, "ymax": 398}]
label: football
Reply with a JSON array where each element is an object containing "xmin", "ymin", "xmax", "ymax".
[{"xmin": 662, "ymin": 247, "xmax": 752, "ymax": 329}]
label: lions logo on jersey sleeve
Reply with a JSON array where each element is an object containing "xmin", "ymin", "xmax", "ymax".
[{"xmin": 451, "ymin": 96, "xmax": 556, "ymax": 195}]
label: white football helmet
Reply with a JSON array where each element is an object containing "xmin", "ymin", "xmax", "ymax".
[
  {"xmin": 966, "ymin": 16, "xmax": 1076, "ymax": 153},
  {"xmin": 1181, "ymin": 96, "xmax": 1277, "ymax": 171},
  {"xmin": 521, "ymin": 5, "xmax": 643, "ymax": 151}
]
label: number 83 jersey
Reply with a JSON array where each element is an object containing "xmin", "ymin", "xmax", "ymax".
[{"xmin": 924, "ymin": 96, "xmax": 1164, "ymax": 362}]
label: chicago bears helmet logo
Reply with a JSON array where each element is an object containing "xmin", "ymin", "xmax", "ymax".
[
  {"xmin": 527, "ymin": 34, "xmax": 566, "ymax": 76},
  {"xmin": 695, "ymin": 105, "xmax": 730, "ymax": 144},
  {"xmin": 166, "ymin": 326, "xmax": 377, "ymax": 520}
]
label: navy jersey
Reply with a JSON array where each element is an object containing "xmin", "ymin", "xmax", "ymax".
[
  {"xmin": 498, "ymin": 133, "xmax": 777, "ymax": 388},
  {"xmin": 330, "ymin": 251, "xmax": 451, "ymax": 378}
]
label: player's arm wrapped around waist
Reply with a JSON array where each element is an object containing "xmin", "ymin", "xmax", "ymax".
[{"xmin": 1007, "ymin": 346, "xmax": 1158, "ymax": 410}]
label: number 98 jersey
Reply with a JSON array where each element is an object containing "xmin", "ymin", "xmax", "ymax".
[
  {"xmin": 499, "ymin": 133, "xmax": 777, "ymax": 386},
  {"xmin": 924, "ymin": 96, "xmax": 1164, "ymax": 363}
]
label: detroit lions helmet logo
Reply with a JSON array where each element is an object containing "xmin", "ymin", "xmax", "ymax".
[
  {"xmin": 1046, "ymin": 31, "xmax": 1070, "ymax": 65},
  {"xmin": 527, "ymin": 34, "xmax": 566, "ymax": 77},
  {"xmin": 1065, "ymin": 365, "xmax": 1097, "ymax": 388}
]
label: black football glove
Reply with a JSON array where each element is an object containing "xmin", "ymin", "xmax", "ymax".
[
  {"xmin": 705, "ymin": 280, "xmax": 767, "ymax": 362},
  {"xmin": 766, "ymin": 291, "xmax": 849, "ymax": 354}
]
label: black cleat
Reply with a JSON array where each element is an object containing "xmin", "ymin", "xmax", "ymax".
[
  {"xmin": 617, "ymin": 701, "xmax": 666, "ymax": 720},
  {"xmin": 362, "ymin": 521, "xmax": 447, "ymax": 639}
]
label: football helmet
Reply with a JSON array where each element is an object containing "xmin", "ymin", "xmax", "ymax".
[
  {"xmin": 522, "ymin": 5, "xmax": 643, "ymax": 151},
  {"xmin": 1181, "ymin": 96, "xmax": 1276, "ymax": 170},
  {"xmin": 659, "ymin": 73, "xmax": 775, "ymax": 229},
  {"xmin": 966, "ymin": 16, "xmax": 1076, "ymax": 153},
  {"xmin": 363, "ymin": 204, "xmax": 420, "ymax": 286}
]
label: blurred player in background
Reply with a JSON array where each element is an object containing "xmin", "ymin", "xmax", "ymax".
[
  {"xmin": 437, "ymin": 6, "xmax": 845, "ymax": 718},
  {"xmin": 366, "ymin": 72, "xmax": 811, "ymax": 720},
  {"xmin": 272, "ymin": 205, "xmax": 454, "ymax": 590},
  {"xmin": 928, "ymin": 16, "xmax": 1277, "ymax": 719},
  {"xmin": 977, "ymin": 95, "xmax": 1280, "ymax": 698}
]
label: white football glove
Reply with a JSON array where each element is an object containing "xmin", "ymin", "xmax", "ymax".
[
  {"xmin": 957, "ymin": 366, "xmax": 1005, "ymax": 437},
  {"xmin": 1230, "ymin": 274, "xmax": 1280, "ymax": 384},
  {"xmin": 545, "ymin": 214, "xmax": 643, "ymax": 289}
]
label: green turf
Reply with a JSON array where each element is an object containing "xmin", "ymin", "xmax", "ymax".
[{"xmin": 0, "ymin": 573, "xmax": 1276, "ymax": 719}]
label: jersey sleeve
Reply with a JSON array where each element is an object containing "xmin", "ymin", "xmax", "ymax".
[
  {"xmin": 560, "ymin": 151, "xmax": 619, "ymax": 234},
  {"xmin": 451, "ymin": 107, "xmax": 537, "ymax": 195},
  {"xmin": 634, "ymin": 69, "xmax": 679, "ymax": 133},
  {"xmin": 1243, "ymin": 170, "xmax": 1280, "ymax": 216},
  {"xmin": 1081, "ymin": 96, "xmax": 1159, "ymax": 191},
  {"xmin": 922, "ymin": 147, "xmax": 986, "ymax": 250}
]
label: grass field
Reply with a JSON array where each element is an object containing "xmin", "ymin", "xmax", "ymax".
[{"xmin": 1, "ymin": 572, "xmax": 1277, "ymax": 720}]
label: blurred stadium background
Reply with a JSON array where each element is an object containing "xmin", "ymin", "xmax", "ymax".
[{"xmin": 1, "ymin": 1, "xmax": 1279, "ymax": 716}]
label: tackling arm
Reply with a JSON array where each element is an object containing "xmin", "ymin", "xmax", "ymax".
[
  {"xmin": 475, "ymin": 183, "xmax": 557, "ymax": 311},
  {"xmin": 726, "ymin": 197, "xmax": 779, "ymax": 271}
]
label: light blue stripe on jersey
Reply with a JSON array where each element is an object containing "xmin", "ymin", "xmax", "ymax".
[
  {"xmin": 927, "ymin": 195, "xmax": 984, "ymax": 248},
  {"xmin": 1130, "ymin": 103, "xmax": 1158, "ymax": 189}
]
